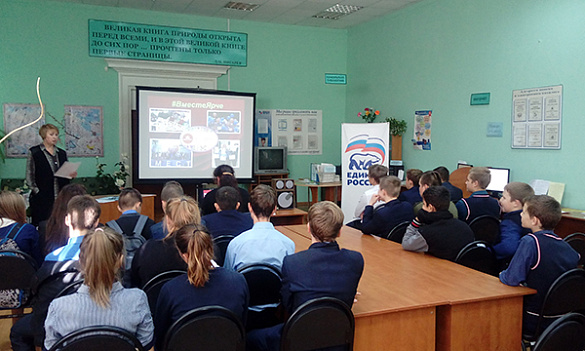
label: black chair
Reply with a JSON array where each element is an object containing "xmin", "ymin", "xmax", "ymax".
[
  {"xmin": 280, "ymin": 297, "xmax": 354, "ymax": 351},
  {"xmin": 0, "ymin": 249, "xmax": 38, "ymax": 318},
  {"xmin": 385, "ymin": 221, "xmax": 410, "ymax": 243},
  {"xmin": 523, "ymin": 268, "xmax": 585, "ymax": 343},
  {"xmin": 55, "ymin": 278, "xmax": 84, "ymax": 298},
  {"xmin": 468, "ymin": 215, "xmax": 501, "ymax": 245},
  {"xmin": 532, "ymin": 312, "xmax": 585, "ymax": 351},
  {"xmin": 163, "ymin": 306, "xmax": 245, "ymax": 351},
  {"xmin": 237, "ymin": 263, "xmax": 282, "ymax": 329},
  {"xmin": 142, "ymin": 270, "xmax": 187, "ymax": 315},
  {"xmin": 454, "ymin": 241, "xmax": 499, "ymax": 277},
  {"xmin": 213, "ymin": 235, "xmax": 235, "ymax": 267},
  {"xmin": 47, "ymin": 325, "xmax": 145, "ymax": 351},
  {"xmin": 564, "ymin": 232, "xmax": 585, "ymax": 268}
]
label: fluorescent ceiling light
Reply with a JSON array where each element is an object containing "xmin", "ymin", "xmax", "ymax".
[
  {"xmin": 313, "ymin": 4, "xmax": 363, "ymax": 20},
  {"xmin": 223, "ymin": 1, "xmax": 260, "ymax": 11}
]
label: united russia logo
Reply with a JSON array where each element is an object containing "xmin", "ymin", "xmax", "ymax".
[{"xmin": 344, "ymin": 134, "xmax": 386, "ymax": 171}]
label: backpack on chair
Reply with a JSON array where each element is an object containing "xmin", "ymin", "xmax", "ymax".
[
  {"xmin": 106, "ymin": 215, "xmax": 148, "ymax": 270},
  {"xmin": 0, "ymin": 223, "xmax": 34, "ymax": 308}
]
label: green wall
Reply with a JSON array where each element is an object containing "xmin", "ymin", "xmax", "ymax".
[
  {"xmin": 0, "ymin": 0, "xmax": 347, "ymax": 202},
  {"xmin": 347, "ymin": 0, "xmax": 585, "ymax": 209}
]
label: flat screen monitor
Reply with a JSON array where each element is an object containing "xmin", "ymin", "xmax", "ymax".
[
  {"xmin": 135, "ymin": 87, "xmax": 256, "ymax": 183},
  {"xmin": 487, "ymin": 167, "xmax": 510, "ymax": 193},
  {"xmin": 254, "ymin": 146, "xmax": 287, "ymax": 175}
]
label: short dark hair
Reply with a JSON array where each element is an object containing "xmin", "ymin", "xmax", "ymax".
[
  {"xmin": 523, "ymin": 195, "xmax": 562, "ymax": 230},
  {"xmin": 419, "ymin": 171, "xmax": 442, "ymax": 187},
  {"xmin": 433, "ymin": 166, "xmax": 450, "ymax": 182},
  {"xmin": 215, "ymin": 186, "xmax": 241, "ymax": 211},
  {"xmin": 422, "ymin": 186, "xmax": 451, "ymax": 212},
  {"xmin": 249, "ymin": 184, "xmax": 277, "ymax": 219},
  {"xmin": 118, "ymin": 188, "xmax": 142, "ymax": 210},
  {"xmin": 368, "ymin": 164, "xmax": 388, "ymax": 184},
  {"xmin": 406, "ymin": 169, "xmax": 423, "ymax": 184},
  {"xmin": 67, "ymin": 195, "xmax": 101, "ymax": 230},
  {"xmin": 504, "ymin": 182, "xmax": 534, "ymax": 205},
  {"xmin": 161, "ymin": 181, "xmax": 184, "ymax": 203}
]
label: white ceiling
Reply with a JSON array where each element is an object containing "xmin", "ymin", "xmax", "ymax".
[{"xmin": 53, "ymin": 0, "xmax": 422, "ymax": 29}]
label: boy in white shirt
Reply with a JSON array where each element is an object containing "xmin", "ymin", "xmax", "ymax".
[{"xmin": 347, "ymin": 164, "xmax": 388, "ymax": 230}]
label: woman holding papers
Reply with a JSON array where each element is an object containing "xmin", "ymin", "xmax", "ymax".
[{"xmin": 26, "ymin": 124, "xmax": 76, "ymax": 226}]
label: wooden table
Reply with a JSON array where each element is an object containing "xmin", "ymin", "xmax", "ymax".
[
  {"xmin": 94, "ymin": 194, "xmax": 155, "ymax": 224},
  {"xmin": 555, "ymin": 208, "xmax": 585, "ymax": 238},
  {"xmin": 277, "ymin": 224, "xmax": 534, "ymax": 351},
  {"xmin": 295, "ymin": 181, "xmax": 342, "ymax": 206},
  {"xmin": 271, "ymin": 208, "xmax": 307, "ymax": 226}
]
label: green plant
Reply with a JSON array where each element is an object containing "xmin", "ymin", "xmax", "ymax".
[
  {"xmin": 95, "ymin": 154, "xmax": 130, "ymax": 194},
  {"xmin": 385, "ymin": 117, "xmax": 407, "ymax": 136},
  {"xmin": 358, "ymin": 107, "xmax": 380, "ymax": 123}
]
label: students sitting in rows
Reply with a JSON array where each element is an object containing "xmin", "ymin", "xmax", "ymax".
[
  {"xmin": 11, "ymin": 195, "xmax": 101, "ymax": 351},
  {"xmin": 150, "ymin": 180, "xmax": 184, "ymax": 240},
  {"xmin": 347, "ymin": 164, "xmax": 388, "ymax": 230},
  {"xmin": 360, "ymin": 176, "xmax": 413, "ymax": 237},
  {"xmin": 413, "ymin": 171, "xmax": 458, "ymax": 219},
  {"xmin": 493, "ymin": 182, "xmax": 534, "ymax": 265},
  {"xmin": 200, "ymin": 164, "xmax": 250, "ymax": 216},
  {"xmin": 0, "ymin": 190, "xmax": 42, "ymax": 265},
  {"xmin": 433, "ymin": 166, "xmax": 463, "ymax": 203},
  {"xmin": 402, "ymin": 186, "xmax": 474, "ymax": 261},
  {"xmin": 455, "ymin": 167, "xmax": 500, "ymax": 223},
  {"xmin": 154, "ymin": 224, "xmax": 248, "ymax": 351},
  {"xmin": 398, "ymin": 168, "xmax": 422, "ymax": 205},
  {"xmin": 130, "ymin": 195, "xmax": 200, "ymax": 288},
  {"xmin": 201, "ymin": 186, "xmax": 253, "ymax": 239},
  {"xmin": 499, "ymin": 195, "xmax": 579, "ymax": 336},
  {"xmin": 44, "ymin": 227, "xmax": 153, "ymax": 350}
]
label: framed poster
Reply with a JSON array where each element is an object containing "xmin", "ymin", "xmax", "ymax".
[
  {"xmin": 64, "ymin": 105, "xmax": 104, "ymax": 156},
  {"xmin": 2, "ymin": 103, "xmax": 45, "ymax": 157}
]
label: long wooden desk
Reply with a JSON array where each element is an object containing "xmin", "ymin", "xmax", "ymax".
[
  {"xmin": 94, "ymin": 194, "xmax": 155, "ymax": 224},
  {"xmin": 277, "ymin": 224, "xmax": 534, "ymax": 351}
]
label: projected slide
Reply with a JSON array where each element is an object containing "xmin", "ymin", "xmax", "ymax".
[{"xmin": 136, "ymin": 87, "xmax": 255, "ymax": 182}]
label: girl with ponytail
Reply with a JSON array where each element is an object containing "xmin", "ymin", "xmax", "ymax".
[
  {"xmin": 44, "ymin": 227, "xmax": 153, "ymax": 350},
  {"xmin": 153, "ymin": 224, "xmax": 248, "ymax": 351}
]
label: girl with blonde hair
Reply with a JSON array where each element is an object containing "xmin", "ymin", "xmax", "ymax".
[
  {"xmin": 153, "ymin": 224, "xmax": 248, "ymax": 350},
  {"xmin": 0, "ymin": 191, "xmax": 42, "ymax": 264},
  {"xmin": 44, "ymin": 227, "xmax": 153, "ymax": 350}
]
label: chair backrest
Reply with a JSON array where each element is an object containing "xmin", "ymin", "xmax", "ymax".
[
  {"xmin": 280, "ymin": 297, "xmax": 354, "ymax": 351},
  {"xmin": 532, "ymin": 312, "xmax": 585, "ymax": 351},
  {"xmin": 455, "ymin": 241, "xmax": 499, "ymax": 276},
  {"xmin": 237, "ymin": 263, "xmax": 282, "ymax": 307},
  {"xmin": 534, "ymin": 268, "xmax": 585, "ymax": 337},
  {"xmin": 385, "ymin": 221, "xmax": 410, "ymax": 243},
  {"xmin": 213, "ymin": 235, "xmax": 235, "ymax": 267},
  {"xmin": 163, "ymin": 305, "xmax": 245, "ymax": 351},
  {"xmin": 468, "ymin": 215, "xmax": 501, "ymax": 245},
  {"xmin": 142, "ymin": 270, "xmax": 187, "ymax": 315},
  {"xmin": 47, "ymin": 325, "xmax": 145, "ymax": 351},
  {"xmin": 564, "ymin": 233, "xmax": 585, "ymax": 267},
  {"xmin": 55, "ymin": 278, "xmax": 84, "ymax": 299},
  {"xmin": 0, "ymin": 249, "xmax": 38, "ymax": 290}
]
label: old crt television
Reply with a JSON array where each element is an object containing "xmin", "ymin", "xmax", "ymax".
[
  {"xmin": 486, "ymin": 167, "xmax": 510, "ymax": 194},
  {"xmin": 254, "ymin": 146, "xmax": 287, "ymax": 175}
]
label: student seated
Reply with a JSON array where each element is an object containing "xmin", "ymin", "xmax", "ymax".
[
  {"xmin": 413, "ymin": 171, "xmax": 458, "ymax": 219},
  {"xmin": 44, "ymin": 227, "xmax": 153, "ymax": 350},
  {"xmin": 201, "ymin": 186, "xmax": 253, "ymax": 239},
  {"xmin": 499, "ymin": 195, "xmax": 579, "ymax": 336},
  {"xmin": 361, "ymin": 176, "xmax": 414, "ymax": 237},
  {"xmin": 493, "ymin": 182, "xmax": 534, "ymax": 265},
  {"xmin": 433, "ymin": 166, "xmax": 463, "ymax": 203},
  {"xmin": 398, "ymin": 168, "xmax": 423, "ymax": 205},
  {"xmin": 247, "ymin": 201, "xmax": 364, "ymax": 351},
  {"xmin": 153, "ymin": 225, "xmax": 248, "ymax": 351},
  {"xmin": 223, "ymin": 184, "xmax": 295, "ymax": 271},
  {"xmin": 200, "ymin": 164, "xmax": 250, "ymax": 216},
  {"xmin": 347, "ymin": 164, "xmax": 388, "ymax": 230},
  {"xmin": 402, "ymin": 186, "xmax": 474, "ymax": 261},
  {"xmin": 455, "ymin": 167, "xmax": 500, "ymax": 223},
  {"xmin": 130, "ymin": 195, "xmax": 200, "ymax": 288},
  {"xmin": 150, "ymin": 181, "xmax": 184, "ymax": 240},
  {"xmin": 11, "ymin": 195, "xmax": 101, "ymax": 351},
  {"xmin": 0, "ymin": 191, "xmax": 43, "ymax": 265}
]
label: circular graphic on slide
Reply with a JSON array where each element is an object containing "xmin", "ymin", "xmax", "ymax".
[{"xmin": 180, "ymin": 126, "xmax": 218, "ymax": 152}]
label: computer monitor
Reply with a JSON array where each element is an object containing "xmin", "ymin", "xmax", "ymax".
[{"xmin": 486, "ymin": 167, "xmax": 510, "ymax": 193}]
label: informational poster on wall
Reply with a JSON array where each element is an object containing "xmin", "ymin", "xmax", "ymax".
[
  {"xmin": 271, "ymin": 109, "xmax": 322, "ymax": 155},
  {"xmin": 512, "ymin": 85, "xmax": 562, "ymax": 149},
  {"xmin": 255, "ymin": 110, "xmax": 273, "ymax": 147},
  {"xmin": 412, "ymin": 110, "xmax": 432, "ymax": 150}
]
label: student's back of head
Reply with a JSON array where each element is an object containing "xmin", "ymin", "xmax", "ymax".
[
  {"xmin": 216, "ymin": 186, "xmax": 241, "ymax": 211},
  {"xmin": 161, "ymin": 181, "xmax": 184, "ymax": 203},
  {"xmin": 504, "ymin": 182, "xmax": 535, "ymax": 205},
  {"xmin": 379, "ymin": 176, "xmax": 402, "ymax": 198},
  {"xmin": 0, "ymin": 190, "xmax": 27, "ymax": 224},
  {"xmin": 45, "ymin": 184, "xmax": 87, "ymax": 253},
  {"xmin": 67, "ymin": 195, "xmax": 101, "ymax": 231},
  {"xmin": 214, "ymin": 164, "xmax": 238, "ymax": 189},
  {"xmin": 308, "ymin": 201, "xmax": 343, "ymax": 242},
  {"xmin": 468, "ymin": 167, "xmax": 491, "ymax": 189},
  {"xmin": 79, "ymin": 227, "xmax": 124, "ymax": 307},
  {"xmin": 118, "ymin": 188, "xmax": 142, "ymax": 211},
  {"xmin": 433, "ymin": 166, "xmax": 450, "ymax": 182},
  {"xmin": 249, "ymin": 184, "xmax": 277, "ymax": 219},
  {"xmin": 174, "ymin": 224, "xmax": 214, "ymax": 287},
  {"xmin": 368, "ymin": 164, "xmax": 388, "ymax": 185},
  {"xmin": 419, "ymin": 171, "xmax": 442, "ymax": 188},
  {"xmin": 523, "ymin": 195, "xmax": 562, "ymax": 230},
  {"xmin": 406, "ymin": 169, "xmax": 423, "ymax": 185},
  {"xmin": 165, "ymin": 195, "xmax": 201, "ymax": 234},
  {"xmin": 422, "ymin": 186, "xmax": 451, "ymax": 212}
]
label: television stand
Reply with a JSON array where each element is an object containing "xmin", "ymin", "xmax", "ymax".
[{"xmin": 249, "ymin": 173, "xmax": 289, "ymax": 191}]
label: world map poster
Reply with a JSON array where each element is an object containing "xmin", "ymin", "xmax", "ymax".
[
  {"xmin": 3, "ymin": 103, "xmax": 45, "ymax": 157},
  {"xmin": 64, "ymin": 105, "xmax": 104, "ymax": 156}
]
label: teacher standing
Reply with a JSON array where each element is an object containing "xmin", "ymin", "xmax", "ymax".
[{"xmin": 26, "ymin": 124, "xmax": 74, "ymax": 226}]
